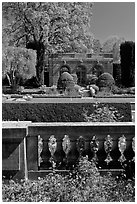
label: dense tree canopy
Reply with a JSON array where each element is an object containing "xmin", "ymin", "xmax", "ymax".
[
  {"xmin": 2, "ymin": 2, "xmax": 93, "ymax": 85},
  {"xmin": 2, "ymin": 46, "xmax": 36, "ymax": 88},
  {"xmin": 92, "ymin": 39, "xmax": 102, "ymax": 54},
  {"xmin": 102, "ymin": 36, "xmax": 125, "ymax": 53}
]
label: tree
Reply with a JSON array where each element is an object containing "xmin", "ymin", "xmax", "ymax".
[
  {"xmin": 120, "ymin": 41, "xmax": 135, "ymax": 87},
  {"xmin": 92, "ymin": 39, "xmax": 102, "ymax": 54},
  {"xmin": 2, "ymin": 46, "xmax": 36, "ymax": 89},
  {"xmin": 102, "ymin": 36, "xmax": 125, "ymax": 53},
  {"xmin": 113, "ymin": 38, "xmax": 125, "ymax": 63},
  {"xmin": 2, "ymin": 2, "xmax": 93, "ymax": 85}
]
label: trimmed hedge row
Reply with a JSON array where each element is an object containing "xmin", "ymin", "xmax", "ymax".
[{"xmin": 2, "ymin": 103, "xmax": 132, "ymax": 122}]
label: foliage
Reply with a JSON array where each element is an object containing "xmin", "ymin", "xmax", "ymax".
[
  {"xmin": 92, "ymin": 62, "xmax": 104, "ymax": 78},
  {"xmin": 120, "ymin": 41, "xmax": 135, "ymax": 87},
  {"xmin": 2, "ymin": 2, "xmax": 93, "ymax": 84},
  {"xmin": 2, "ymin": 103, "xmax": 132, "ymax": 122},
  {"xmin": 23, "ymin": 76, "xmax": 40, "ymax": 88},
  {"xmin": 57, "ymin": 72, "xmax": 74, "ymax": 92},
  {"xmin": 97, "ymin": 72, "xmax": 115, "ymax": 90},
  {"xmin": 71, "ymin": 73, "xmax": 78, "ymax": 84},
  {"xmin": 86, "ymin": 74, "xmax": 98, "ymax": 86},
  {"xmin": 2, "ymin": 156, "xmax": 135, "ymax": 202},
  {"xmin": 2, "ymin": 46, "xmax": 36, "ymax": 88},
  {"xmin": 111, "ymin": 85, "xmax": 135, "ymax": 95},
  {"xmin": 83, "ymin": 103, "xmax": 126, "ymax": 122},
  {"xmin": 113, "ymin": 63, "xmax": 121, "ymax": 86},
  {"xmin": 92, "ymin": 39, "xmax": 102, "ymax": 54},
  {"xmin": 102, "ymin": 36, "xmax": 125, "ymax": 53},
  {"xmin": 113, "ymin": 38, "xmax": 125, "ymax": 63}
]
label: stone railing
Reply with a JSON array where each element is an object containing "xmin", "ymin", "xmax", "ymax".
[{"xmin": 2, "ymin": 122, "xmax": 135, "ymax": 180}]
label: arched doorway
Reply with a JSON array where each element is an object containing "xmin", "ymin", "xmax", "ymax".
[{"xmin": 76, "ymin": 65, "xmax": 87, "ymax": 86}]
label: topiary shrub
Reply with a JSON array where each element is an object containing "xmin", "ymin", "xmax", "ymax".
[
  {"xmin": 57, "ymin": 72, "xmax": 74, "ymax": 93},
  {"xmin": 97, "ymin": 72, "xmax": 115, "ymax": 91},
  {"xmin": 23, "ymin": 76, "xmax": 40, "ymax": 88},
  {"xmin": 92, "ymin": 63, "xmax": 104, "ymax": 78},
  {"xmin": 86, "ymin": 74, "xmax": 98, "ymax": 85},
  {"xmin": 71, "ymin": 74, "xmax": 78, "ymax": 84}
]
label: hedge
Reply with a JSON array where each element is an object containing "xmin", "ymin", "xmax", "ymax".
[
  {"xmin": 2, "ymin": 103, "xmax": 132, "ymax": 122},
  {"xmin": 120, "ymin": 41, "xmax": 135, "ymax": 87}
]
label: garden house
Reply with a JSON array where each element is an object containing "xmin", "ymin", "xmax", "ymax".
[{"xmin": 44, "ymin": 52, "xmax": 113, "ymax": 87}]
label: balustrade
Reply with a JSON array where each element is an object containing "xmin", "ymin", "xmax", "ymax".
[
  {"xmin": 2, "ymin": 122, "xmax": 135, "ymax": 180},
  {"xmin": 32, "ymin": 123, "xmax": 135, "ymax": 173}
]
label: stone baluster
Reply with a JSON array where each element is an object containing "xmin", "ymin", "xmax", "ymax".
[
  {"xmin": 38, "ymin": 135, "xmax": 43, "ymax": 167},
  {"xmin": 132, "ymin": 137, "xmax": 135, "ymax": 162},
  {"xmin": 48, "ymin": 135, "xmax": 57, "ymax": 170},
  {"xmin": 104, "ymin": 135, "xmax": 113, "ymax": 165},
  {"xmin": 76, "ymin": 136, "xmax": 86, "ymax": 159},
  {"xmin": 118, "ymin": 135, "xmax": 126, "ymax": 163},
  {"xmin": 62, "ymin": 135, "xmax": 71, "ymax": 166},
  {"xmin": 90, "ymin": 135, "xmax": 99, "ymax": 162}
]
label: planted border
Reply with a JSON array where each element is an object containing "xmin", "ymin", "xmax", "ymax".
[{"xmin": 2, "ymin": 103, "xmax": 132, "ymax": 122}]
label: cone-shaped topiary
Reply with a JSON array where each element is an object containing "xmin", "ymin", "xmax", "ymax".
[{"xmin": 97, "ymin": 72, "xmax": 115, "ymax": 91}]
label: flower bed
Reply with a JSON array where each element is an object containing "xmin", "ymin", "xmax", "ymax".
[
  {"xmin": 2, "ymin": 157, "xmax": 135, "ymax": 202},
  {"xmin": 2, "ymin": 103, "xmax": 132, "ymax": 122}
]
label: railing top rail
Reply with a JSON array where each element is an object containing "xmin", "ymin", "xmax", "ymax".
[
  {"xmin": 27, "ymin": 122, "xmax": 135, "ymax": 127},
  {"xmin": 2, "ymin": 121, "xmax": 32, "ymax": 128},
  {"xmin": 2, "ymin": 121, "xmax": 135, "ymax": 131}
]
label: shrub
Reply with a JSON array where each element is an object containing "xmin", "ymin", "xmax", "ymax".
[
  {"xmin": 23, "ymin": 76, "xmax": 40, "ymax": 88},
  {"xmin": 71, "ymin": 74, "xmax": 78, "ymax": 84},
  {"xmin": 92, "ymin": 63, "xmax": 104, "ymax": 77},
  {"xmin": 40, "ymin": 85, "xmax": 59, "ymax": 95},
  {"xmin": 86, "ymin": 74, "xmax": 98, "ymax": 85},
  {"xmin": 2, "ymin": 156, "xmax": 135, "ymax": 202},
  {"xmin": 113, "ymin": 63, "xmax": 121, "ymax": 86},
  {"xmin": 97, "ymin": 72, "xmax": 115, "ymax": 91},
  {"xmin": 83, "ymin": 103, "xmax": 127, "ymax": 122},
  {"xmin": 120, "ymin": 41, "xmax": 135, "ymax": 87},
  {"xmin": 57, "ymin": 72, "xmax": 74, "ymax": 92}
]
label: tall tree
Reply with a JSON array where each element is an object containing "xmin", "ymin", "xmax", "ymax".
[
  {"xmin": 102, "ymin": 36, "xmax": 125, "ymax": 53},
  {"xmin": 92, "ymin": 39, "xmax": 102, "ymax": 54},
  {"xmin": 2, "ymin": 2, "xmax": 93, "ymax": 85}
]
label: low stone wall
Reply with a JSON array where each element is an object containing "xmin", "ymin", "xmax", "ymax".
[{"xmin": 2, "ymin": 122, "xmax": 135, "ymax": 180}]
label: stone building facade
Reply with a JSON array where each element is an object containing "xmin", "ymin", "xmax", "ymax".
[{"xmin": 44, "ymin": 52, "xmax": 113, "ymax": 87}]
